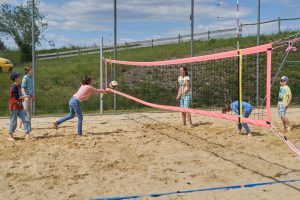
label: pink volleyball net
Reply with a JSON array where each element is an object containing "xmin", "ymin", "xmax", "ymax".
[{"xmin": 104, "ymin": 43, "xmax": 272, "ymax": 129}]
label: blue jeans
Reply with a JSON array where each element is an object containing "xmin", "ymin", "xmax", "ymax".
[
  {"xmin": 238, "ymin": 109, "xmax": 252, "ymax": 133},
  {"xmin": 57, "ymin": 97, "xmax": 83, "ymax": 135},
  {"xmin": 9, "ymin": 109, "xmax": 31, "ymax": 135}
]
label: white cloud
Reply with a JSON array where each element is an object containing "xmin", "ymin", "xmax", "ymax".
[
  {"xmin": 39, "ymin": 33, "xmax": 100, "ymax": 49},
  {"xmin": 38, "ymin": 0, "xmax": 253, "ymax": 32},
  {"xmin": 3, "ymin": 0, "xmax": 299, "ymax": 49}
]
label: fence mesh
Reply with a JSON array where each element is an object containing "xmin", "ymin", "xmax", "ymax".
[{"xmin": 0, "ymin": 0, "xmax": 299, "ymax": 117}]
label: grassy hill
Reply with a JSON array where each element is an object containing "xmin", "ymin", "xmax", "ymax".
[{"xmin": 0, "ymin": 31, "xmax": 299, "ymax": 116}]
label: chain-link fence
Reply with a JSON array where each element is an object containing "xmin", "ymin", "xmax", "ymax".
[{"xmin": 0, "ymin": 0, "xmax": 300, "ymax": 117}]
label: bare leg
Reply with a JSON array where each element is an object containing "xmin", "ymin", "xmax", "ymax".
[
  {"xmin": 281, "ymin": 118, "xmax": 287, "ymax": 128},
  {"xmin": 283, "ymin": 117, "xmax": 292, "ymax": 130},
  {"xmin": 186, "ymin": 112, "xmax": 192, "ymax": 127},
  {"xmin": 182, "ymin": 112, "xmax": 186, "ymax": 126}
]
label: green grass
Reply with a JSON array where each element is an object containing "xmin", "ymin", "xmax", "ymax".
[{"xmin": 0, "ymin": 31, "xmax": 300, "ymax": 116}]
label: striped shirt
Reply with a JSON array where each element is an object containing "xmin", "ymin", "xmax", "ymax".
[{"xmin": 21, "ymin": 74, "xmax": 34, "ymax": 96}]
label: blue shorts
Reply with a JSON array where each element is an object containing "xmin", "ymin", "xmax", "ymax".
[
  {"xmin": 278, "ymin": 103, "xmax": 286, "ymax": 118},
  {"xmin": 180, "ymin": 95, "xmax": 191, "ymax": 108}
]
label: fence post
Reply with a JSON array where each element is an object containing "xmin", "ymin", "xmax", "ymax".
[
  {"xmin": 151, "ymin": 39, "xmax": 154, "ymax": 47},
  {"xmin": 56, "ymin": 50, "xmax": 59, "ymax": 58},
  {"xmin": 239, "ymin": 24, "xmax": 243, "ymax": 37},
  {"xmin": 208, "ymin": 31, "xmax": 210, "ymax": 40},
  {"xmin": 278, "ymin": 17, "xmax": 281, "ymax": 33},
  {"xmin": 125, "ymin": 42, "xmax": 127, "ymax": 50},
  {"xmin": 100, "ymin": 36, "xmax": 103, "ymax": 114},
  {"xmin": 178, "ymin": 34, "xmax": 181, "ymax": 43}
]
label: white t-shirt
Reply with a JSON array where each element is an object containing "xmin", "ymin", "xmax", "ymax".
[{"xmin": 178, "ymin": 76, "xmax": 191, "ymax": 96}]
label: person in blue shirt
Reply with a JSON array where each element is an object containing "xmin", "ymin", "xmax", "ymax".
[
  {"xmin": 222, "ymin": 100, "xmax": 253, "ymax": 136},
  {"xmin": 18, "ymin": 66, "xmax": 34, "ymax": 130}
]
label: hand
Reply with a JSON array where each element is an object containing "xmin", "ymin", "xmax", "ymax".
[
  {"xmin": 21, "ymin": 95, "xmax": 30, "ymax": 100},
  {"xmin": 102, "ymin": 90, "xmax": 111, "ymax": 94},
  {"xmin": 285, "ymin": 105, "xmax": 289, "ymax": 110},
  {"xmin": 176, "ymin": 95, "xmax": 181, "ymax": 100}
]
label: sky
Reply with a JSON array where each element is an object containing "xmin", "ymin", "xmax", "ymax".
[{"xmin": 1, "ymin": 0, "xmax": 300, "ymax": 49}]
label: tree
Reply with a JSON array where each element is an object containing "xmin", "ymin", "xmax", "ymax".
[
  {"xmin": 0, "ymin": 39, "xmax": 7, "ymax": 50},
  {"xmin": 0, "ymin": 0, "xmax": 47, "ymax": 61}
]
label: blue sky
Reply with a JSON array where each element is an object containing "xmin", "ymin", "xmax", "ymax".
[{"xmin": 1, "ymin": 0, "xmax": 300, "ymax": 49}]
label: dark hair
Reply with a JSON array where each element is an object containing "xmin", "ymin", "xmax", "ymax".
[
  {"xmin": 10, "ymin": 72, "xmax": 21, "ymax": 81},
  {"xmin": 222, "ymin": 104, "xmax": 230, "ymax": 114},
  {"xmin": 24, "ymin": 66, "xmax": 32, "ymax": 74},
  {"xmin": 181, "ymin": 67, "xmax": 189, "ymax": 76},
  {"xmin": 81, "ymin": 76, "xmax": 92, "ymax": 85}
]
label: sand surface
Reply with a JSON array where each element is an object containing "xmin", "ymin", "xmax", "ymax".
[{"xmin": 0, "ymin": 108, "xmax": 300, "ymax": 200}]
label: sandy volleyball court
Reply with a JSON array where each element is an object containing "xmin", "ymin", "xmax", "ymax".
[{"xmin": 0, "ymin": 108, "xmax": 300, "ymax": 200}]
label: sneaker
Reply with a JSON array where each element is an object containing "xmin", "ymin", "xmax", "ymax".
[
  {"xmin": 247, "ymin": 132, "xmax": 252, "ymax": 137},
  {"xmin": 53, "ymin": 122, "xmax": 58, "ymax": 130},
  {"xmin": 287, "ymin": 126, "xmax": 293, "ymax": 131}
]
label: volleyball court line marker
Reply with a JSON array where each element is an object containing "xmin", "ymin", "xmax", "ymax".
[{"xmin": 92, "ymin": 179, "xmax": 300, "ymax": 200}]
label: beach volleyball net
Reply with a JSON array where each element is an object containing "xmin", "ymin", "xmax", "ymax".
[{"xmin": 104, "ymin": 44, "xmax": 272, "ymax": 128}]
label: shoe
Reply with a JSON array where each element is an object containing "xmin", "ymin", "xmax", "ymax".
[
  {"xmin": 247, "ymin": 132, "xmax": 252, "ymax": 137},
  {"xmin": 53, "ymin": 122, "xmax": 58, "ymax": 130},
  {"xmin": 287, "ymin": 126, "xmax": 293, "ymax": 131}
]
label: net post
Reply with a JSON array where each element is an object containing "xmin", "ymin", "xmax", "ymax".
[
  {"xmin": 100, "ymin": 36, "xmax": 103, "ymax": 115},
  {"xmin": 266, "ymin": 47, "xmax": 272, "ymax": 123},
  {"xmin": 238, "ymin": 49, "xmax": 243, "ymax": 125}
]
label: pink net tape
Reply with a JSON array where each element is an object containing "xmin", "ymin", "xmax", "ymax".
[
  {"xmin": 107, "ymin": 88, "xmax": 271, "ymax": 129},
  {"xmin": 104, "ymin": 44, "xmax": 272, "ymax": 66}
]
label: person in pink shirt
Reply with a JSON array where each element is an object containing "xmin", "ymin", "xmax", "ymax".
[{"xmin": 53, "ymin": 76, "xmax": 108, "ymax": 136}]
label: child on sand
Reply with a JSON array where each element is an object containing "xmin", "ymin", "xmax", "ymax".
[
  {"xmin": 53, "ymin": 76, "xmax": 109, "ymax": 136},
  {"xmin": 8, "ymin": 72, "xmax": 31, "ymax": 140},
  {"xmin": 19, "ymin": 66, "xmax": 34, "ymax": 130},
  {"xmin": 176, "ymin": 67, "xmax": 192, "ymax": 127},
  {"xmin": 222, "ymin": 100, "xmax": 252, "ymax": 136},
  {"xmin": 277, "ymin": 76, "xmax": 292, "ymax": 130}
]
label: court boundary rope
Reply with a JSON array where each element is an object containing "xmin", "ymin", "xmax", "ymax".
[{"xmin": 92, "ymin": 179, "xmax": 300, "ymax": 200}]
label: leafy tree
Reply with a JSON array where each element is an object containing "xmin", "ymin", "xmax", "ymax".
[
  {"xmin": 0, "ymin": 39, "xmax": 6, "ymax": 50},
  {"xmin": 0, "ymin": 0, "xmax": 47, "ymax": 61}
]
